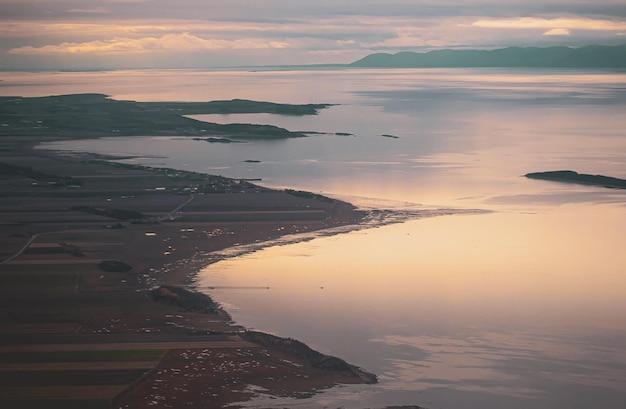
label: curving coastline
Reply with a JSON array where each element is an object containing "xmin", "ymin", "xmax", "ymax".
[
  {"xmin": 0, "ymin": 143, "xmax": 379, "ymax": 407},
  {"xmin": 0, "ymin": 94, "xmax": 379, "ymax": 408}
]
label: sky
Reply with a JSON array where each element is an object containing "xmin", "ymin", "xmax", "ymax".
[{"xmin": 1, "ymin": 0, "xmax": 626, "ymax": 70}]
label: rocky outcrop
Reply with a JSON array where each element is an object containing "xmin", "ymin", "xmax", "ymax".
[{"xmin": 242, "ymin": 330, "xmax": 378, "ymax": 384}]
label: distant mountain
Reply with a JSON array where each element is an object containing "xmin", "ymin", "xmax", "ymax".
[{"xmin": 351, "ymin": 44, "xmax": 626, "ymax": 68}]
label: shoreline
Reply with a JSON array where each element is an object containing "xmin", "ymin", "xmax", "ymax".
[{"xmin": 1, "ymin": 135, "xmax": 381, "ymax": 408}]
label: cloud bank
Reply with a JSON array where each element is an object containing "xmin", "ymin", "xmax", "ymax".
[
  {"xmin": 8, "ymin": 33, "xmax": 291, "ymax": 55},
  {"xmin": 1, "ymin": 0, "xmax": 625, "ymax": 69}
]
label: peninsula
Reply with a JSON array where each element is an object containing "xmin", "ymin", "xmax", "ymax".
[
  {"xmin": 0, "ymin": 95, "xmax": 376, "ymax": 409},
  {"xmin": 0, "ymin": 94, "xmax": 333, "ymax": 139}
]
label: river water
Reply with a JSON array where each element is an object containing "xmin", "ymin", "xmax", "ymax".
[{"xmin": 7, "ymin": 68, "xmax": 626, "ymax": 408}]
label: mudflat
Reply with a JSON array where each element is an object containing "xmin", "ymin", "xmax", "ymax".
[{"xmin": 0, "ymin": 96, "xmax": 376, "ymax": 408}]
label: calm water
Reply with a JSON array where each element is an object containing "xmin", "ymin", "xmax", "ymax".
[{"xmin": 8, "ymin": 68, "xmax": 626, "ymax": 408}]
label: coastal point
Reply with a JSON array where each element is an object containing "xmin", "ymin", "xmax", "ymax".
[{"xmin": 0, "ymin": 97, "xmax": 376, "ymax": 408}]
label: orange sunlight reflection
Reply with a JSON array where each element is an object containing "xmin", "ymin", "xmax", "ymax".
[{"xmin": 200, "ymin": 205, "xmax": 626, "ymax": 331}]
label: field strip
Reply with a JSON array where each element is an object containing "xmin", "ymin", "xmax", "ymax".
[
  {"xmin": 0, "ymin": 340, "xmax": 259, "ymax": 353},
  {"xmin": 0, "ymin": 323, "xmax": 78, "ymax": 334},
  {"xmin": 0, "ymin": 361, "xmax": 157, "ymax": 371},
  {"xmin": 28, "ymin": 242, "xmax": 124, "ymax": 247},
  {"xmin": 4, "ymin": 259, "xmax": 105, "ymax": 265},
  {"xmin": 0, "ymin": 385, "xmax": 125, "ymax": 399},
  {"xmin": 182, "ymin": 210, "xmax": 326, "ymax": 215}
]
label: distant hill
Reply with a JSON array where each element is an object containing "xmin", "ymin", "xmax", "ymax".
[{"xmin": 351, "ymin": 44, "xmax": 626, "ymax": 68}]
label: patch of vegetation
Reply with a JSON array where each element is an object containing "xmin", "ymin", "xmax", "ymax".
[
  {"xmin": 60, "ymin": 242, "xmax": 84, "ymax": 257},
  {"xmin": 98, "ymin": 260, "xmax": 132, "ymax": 273},
  {"xmin": 285, "ymin": 189, "xmax": 334, "ymax": 202},
  {"xmin": 71, "ymin": 205, "xmax": 147, "ymax": 220},
  {"xmin": 0, "ymin": 161, "xmax": 81, "ymax": 186}
]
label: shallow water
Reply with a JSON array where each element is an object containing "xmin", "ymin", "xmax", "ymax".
[
  {"xmin": 14, "ymin": 68, "xmax": 626, "ymax": 408},
  {"xmin": 198, "ymin": 208, "xmax": 626, "ymax": 409}
]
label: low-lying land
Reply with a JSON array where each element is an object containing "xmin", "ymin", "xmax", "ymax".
[
  {"xmin": 0, "ymin": 96, "xmax": 378, "ymax": 409},
  {"xmin": 0, "ymin": 94, "xmax": 332, "ymax": 139}
]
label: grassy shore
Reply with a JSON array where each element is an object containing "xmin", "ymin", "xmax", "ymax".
[
  {"xmin": 0, "ymin": 96, "xmax": 378, "ymax": 408},
  {"xmin": 0, "ymin": 94, "xmax": 332, "ymax": 139}
]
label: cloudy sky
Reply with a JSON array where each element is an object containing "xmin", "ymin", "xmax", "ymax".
[{"xmin": 1, "ymin": 0, "xmax": 626, "ymax": 69}]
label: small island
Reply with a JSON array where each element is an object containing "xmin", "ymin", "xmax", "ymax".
[
  {"xmin": 193, "ymin": 137, "xmax": 243, "ymax": 143},
  {"xmin": 525, "ymin": 170, "xmax": 626, "ymax": 189}
]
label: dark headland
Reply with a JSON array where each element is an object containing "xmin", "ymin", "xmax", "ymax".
[
  {"xmin": 351, "ymin": 44, "xmax": 626, "ymax": 68},
  {"xmin": 0, "ymin": 94, "xmax": 334, "ymax": 139},
  {"xmin": 0, "ymin": 95, "xmax": 379, "ymax": 409},
  {"xmin": 525, "ymin": 170, "xmax": 626, "ymax": 189}
]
